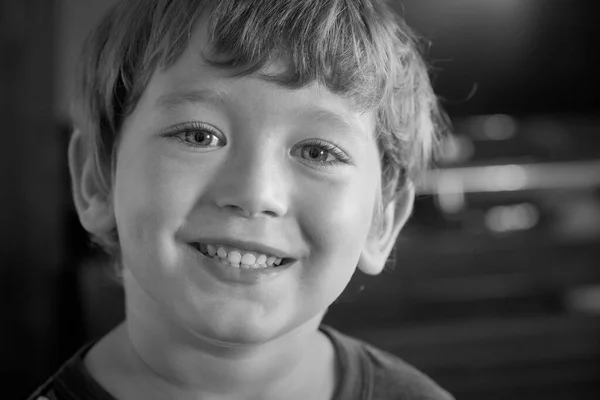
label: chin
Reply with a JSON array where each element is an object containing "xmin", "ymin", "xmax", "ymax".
[
  {"xmin": 197, "ymin": 318, "xmax": 287, "ymax": 347},
  {"xmin": 198, "ymin": 306, "xmax": 325, "ymax": 349},
  {"xmin": 174, "ymin": 300, "xmax": 293, "ymax": 347}
]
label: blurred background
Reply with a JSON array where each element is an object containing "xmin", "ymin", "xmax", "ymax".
[{"xmin": 2, "ymin": 0, "xmax": 599, "ymax": 398}]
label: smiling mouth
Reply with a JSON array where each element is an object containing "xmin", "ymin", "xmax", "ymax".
[{"xmin": 191, "ymin": 242, "xmax": 294, "ymax": 269}]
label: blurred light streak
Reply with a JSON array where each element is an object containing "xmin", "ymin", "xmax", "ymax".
[
  {"xmin": 485, "ymin": 203, "xmax": 540, "ymax": 233},
  {"xmin": 418, "ymin": 160, "xmax": 600, "ymax": 194},
  {"xmin": 439, "ymin": 134, "xmax": 475, "ymax": 164},
  {"xmin": 435, "ymin": 171, "xmax": 466, "ymax": 214},
  {"xmin": 481, "ymin": 114, "xmax": 518, "ymax": 140},
  {"xmin": 490, "ymin": 164, "xmax": 527, "ymax": 191}
]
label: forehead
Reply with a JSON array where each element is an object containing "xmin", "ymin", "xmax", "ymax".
[{"xmin": 136, "ymin": 19, "xmax": 375, "ymax": 137}]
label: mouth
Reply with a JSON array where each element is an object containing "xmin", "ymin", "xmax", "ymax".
[{"xmin": 190, "ymin": 242, "xmax": 296, "ymax": 270}]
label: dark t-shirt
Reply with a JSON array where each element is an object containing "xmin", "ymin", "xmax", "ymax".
[{"xmin": 27, "ymin": 325, "xmax": 453, "ymax": 400}]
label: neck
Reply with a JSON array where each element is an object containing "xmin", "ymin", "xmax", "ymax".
[{"xmin": 117, "ymin": 272, "xmax": 335, "ymax": 400}]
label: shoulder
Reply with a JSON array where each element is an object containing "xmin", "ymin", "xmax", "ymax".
[
  {"xmin": 363, "ymin": 343, "xmax": 454, "ymax": 400},
  {"xmin": 26, "ymin": 376, "xmax": 65, "ymax": 400},
  {"xmin": 25, "ymin": 339, "xmax": 110, "ymax": 400},
  {"xmin": 322, "ymin": 325, "xmax": 454, "ymax": 400}
]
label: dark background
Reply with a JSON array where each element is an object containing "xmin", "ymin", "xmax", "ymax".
[{"xmin": 1, "ymin": 0, "xmax": 599, "ymax": 398}]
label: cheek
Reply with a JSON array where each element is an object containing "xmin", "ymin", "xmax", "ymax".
[
  {"xmin": 298, "ymin": 170, "xmax": 378, "ymax": 281},
  {"xmin": 298, "ymin": 183, "xmax": 375, "ymax": 309},
  {"xmin": 113, "ymin": 143, "xmax": 198, "ymax": 264}
]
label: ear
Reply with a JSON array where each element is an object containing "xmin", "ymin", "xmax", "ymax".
[
  {"xmin": 358, "ymin": 183, "xmax": 415, "ymax": 275},
  {"xmin": 68, "ymin": 129, "xmax": 116, "ymax": 236}
]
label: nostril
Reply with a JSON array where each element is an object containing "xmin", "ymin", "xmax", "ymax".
[{"xmin": 220, "ymin": 203, "xmax": 284, "ymax": 219}]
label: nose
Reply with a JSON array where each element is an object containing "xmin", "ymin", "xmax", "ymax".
[{"xmin": 210, "ymin": 142, "xmax": 288, "ymax": 218}]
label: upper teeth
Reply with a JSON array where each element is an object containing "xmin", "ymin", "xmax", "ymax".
[{"xmin": 200, "ymin": 244, "xmax": 283, "ymax": 268}]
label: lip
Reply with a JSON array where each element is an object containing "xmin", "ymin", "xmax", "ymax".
[
  {"xmin": 191, "ymin": 237, "xmax": 295, "ymax": 260},
  {"xmin": 185, "ymin": 243, "xmax": 295, "ymax": 285}
]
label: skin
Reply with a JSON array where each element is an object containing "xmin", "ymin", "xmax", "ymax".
[{"xmin": 69, "ymin": 22, "xmax": 414, "ymax": 400}]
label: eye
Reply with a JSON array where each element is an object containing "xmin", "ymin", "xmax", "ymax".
[
  {"xmin": 301, "ymin": 145, "xmax": 335, "ymax": 163},
  {"xmin": 160, "ymin": 122, "xmax": 226, "ymax": 149},
  {"xmin": 292, "ymin": 139, "xmax": 352, "ymax": 167},
  {"xmin": 182, "ymin": 130, "xmax": 222, "ymax": 147}
]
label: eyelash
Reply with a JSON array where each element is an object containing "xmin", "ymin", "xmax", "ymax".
[
  {"xmin": 297, "ymin": 139, "xmax": 352, "ymax": 167},
  {"xmin": 159, "ymin": 122, "xmax": 224, "ymax": 148},
  {"xmin": 159, "ymin": 122, "xmax": 352, "ymax": 167}
]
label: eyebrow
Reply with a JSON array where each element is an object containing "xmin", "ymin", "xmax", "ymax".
[
  {"xmin": 297, "ymin": 105, "xmax": 359, "ymax": 137},
  {"xmin": 156, "ymin": 88, "xmax": 227, "ymax": 112},
  {"xmin": 156, "ymin": 88, "xmax": 363, "ymax": 138}
]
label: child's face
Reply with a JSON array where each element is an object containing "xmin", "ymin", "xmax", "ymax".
[{"xmin": 112, "ymin": 25, "xmax": 383, "ymax": 344}]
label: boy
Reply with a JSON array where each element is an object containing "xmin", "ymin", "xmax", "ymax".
[{"xmin": 29, "ymin": 0, "xmax": 452, "ymax": 399}]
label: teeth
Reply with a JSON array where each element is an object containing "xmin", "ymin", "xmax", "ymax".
[
  {"xmin": 206, "ymin": 245, "xmax": 286, "ymax": 267},
  {"xmin": 207, "ymin": 244, "xmax": 216, "ymax": 256},
  {"xmin": 213, "ymin": 255, "xmax": 239, "ymax": 268},
  {"xmin": 227, "ymin": 251, "xmax": 242, "ymax": 264},
  {"xmin": 207, "ymin": 249, "xmax": 269, "ymax": 269},
  {"xmin": 256, "ymin": 254, "xmax": 267, "ymax": 264},
  {"xmin": 241, "ymin": 253, "xmax": 256, "ymax": 265},
  {"xmin": 196, "ymin": 243, "xmax": 289, "ymax": 269}
]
